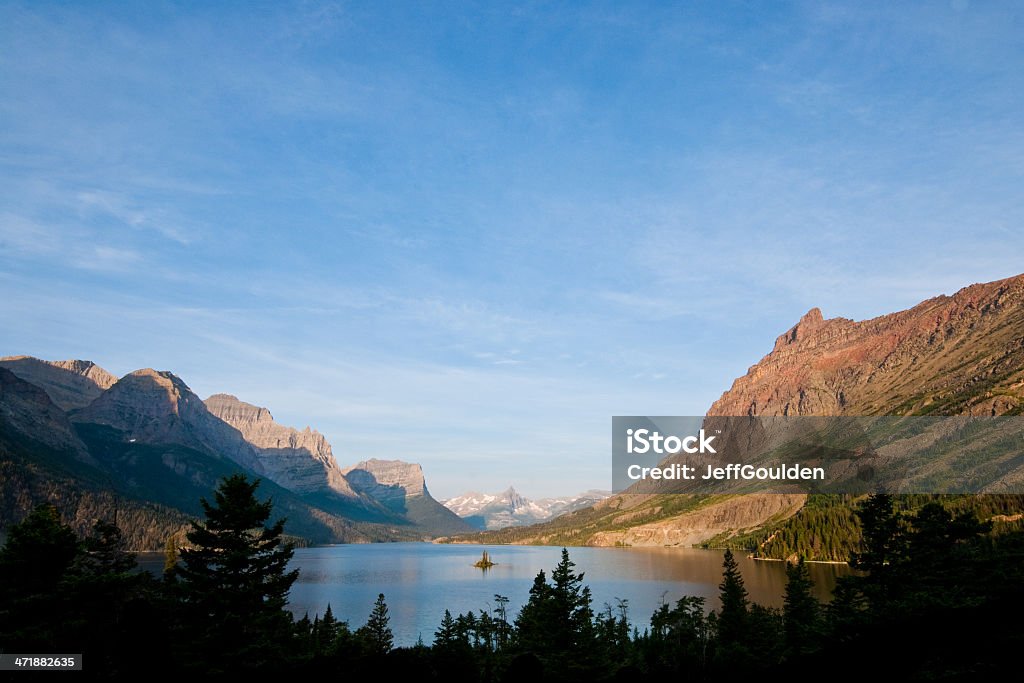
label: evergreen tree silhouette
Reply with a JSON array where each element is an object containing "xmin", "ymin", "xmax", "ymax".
[
  {"xmin": 716, "ymin": 549, "xmax": 749, "ymax": 646},
  {"xmin": 782, "ymin": 558, "xmax": 819, "ymax": 655},
  {"xmin": 357, "ymin": 593, "xmax": 393, "ymax": 656},
  {"xmin": 174, "ymin": 474, "xmax": 298, "ymax": 673}
]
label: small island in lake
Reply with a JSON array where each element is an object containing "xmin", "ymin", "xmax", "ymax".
[{"xmin": 473, "ymin": 550, "xmax": 495, "ymax": 568}]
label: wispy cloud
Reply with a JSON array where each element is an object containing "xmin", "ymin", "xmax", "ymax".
[
  {"xmin": 77, "ymin": 190, "xmax": 192, "ymax": 245},
  {"xmin": 2, "ymin": 2, "xmax": 1023, "ymax": 496},
  {"xmin": 75, "ymin": 245, "xmax": 143, "ymax": 272}
]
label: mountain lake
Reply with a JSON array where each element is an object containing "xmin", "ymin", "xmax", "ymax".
[{"xmin": 139, "ymin": 543, "xmax": 850, "ymax": 646}]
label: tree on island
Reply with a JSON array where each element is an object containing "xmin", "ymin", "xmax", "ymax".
[
  {"xmin": 474, "ymin": 549, "xmax": 495, "ymax": 568},
  {"xmin": 173, "ymin": 474, "xmax": 298, "ymax": 672}
]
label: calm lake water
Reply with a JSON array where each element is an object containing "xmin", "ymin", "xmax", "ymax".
[{"xmin": 140, "ymin": 543, "xmax": 849, "ymax": 646}]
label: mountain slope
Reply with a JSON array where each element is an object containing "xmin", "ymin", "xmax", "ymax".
[
  {"xmin": 0, "ymin": 371, "xmax": 418, "ymax": 547},
  {"xmin": 0, "ymin": 368, "xmax": 193, "ymax": 548},
  {"xmin": 0, "ymin": 356, "xmax": 118, "ymax": 410},
  {"xmin": 204, "ymin": 393, "xmax": 360, "ymax": 499},
  {"xmin": 1, "ymin": 363, "xmax": 449, "ymax": 546},
  {"xmin": 452, "ymin": 273, "xmax": 1024, "ymax": 548},
  {"xmin": 343, "ymin": 459, "xmax": 473, "ymax": 535},
  {"xmin": 0, "ymin": 367, "xmax": 92, "ymax": 462},
  {"xmin": 709, "ymin": 274, "xmax": 1024, "ymax": 418},
  {"xmin": 70, "ymin": 369, "xmax": 264, "ymax": 474}
]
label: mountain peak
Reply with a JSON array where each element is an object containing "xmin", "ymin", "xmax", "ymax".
[
  {"xmin": 443, "ymin": 487, "xmax": 613, "ymax": 530},
  {"xmin": 72, "ymin": 368, "xmax": 263, "ymax": 473},
  {"xmin": 0, "ymin": 356, "xmax": 118, "ymax": 410},
  {"xmin": 343, "ymin": 458, "xmax": 426, "ymax": 498},
  {"xmin": 342, "ymin": 459, "xmax": 472, "ymax": 535},
  {"xmin": 204, "ymin": 392, "xmax": 357, "ymax": 499},
  {"xmin": 206, "ymin": 392, "xmax": 273, "ymax": 423},
  {"xmin": 800, "ymin": 306, "xmax": 824, "ymax": 326},
  {"xmin": 713, "ymin": 272, "xmax": 1024, "ymax": 417},
  {"xmin": 0, "ymin": 367, "xmax": 92, "ymax": 461},
  {"xmin": 120, "ymin": 369, "xmax": 191, "ymax": 407},
  {"xmin": 774, "ymin": 307, "xmax": 829, "ymax": 350}
]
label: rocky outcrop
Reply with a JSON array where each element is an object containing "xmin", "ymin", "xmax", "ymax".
[
  {"xmin": 204, "ymin": 393, "xmax": 359, "ymax": 499},
  {"xmin": 0, "ymin": 367, "xmax": 92, "ymax": 462},
  {"xmin": 709, "ymin": 274, "xmax": 1024, "ymax": 417},
  {"xmin": 343, "ymin": 458, "xmax": 428, "ymax": 504},
  {"xmin": 344, "ymin": 459, "xmax": 473, "ymax": 535},
  {"xmin": 71, "ymin": 369, "xmax": 263, "ymax": 474},
  {"xmin": 0, "ymin": 356, "xmax": 118, "ymax": 410}
]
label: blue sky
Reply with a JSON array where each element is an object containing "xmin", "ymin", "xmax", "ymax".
[{"xmin": 2, "ymin": 1, "xmax": 1023, "ymax": 498}]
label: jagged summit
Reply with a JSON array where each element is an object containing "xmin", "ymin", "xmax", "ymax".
[
  {"xmin": 205, "ymin": 392, "xmax": 359, "ymax": 499},
  {"xmin": 714, "ymin": 272, "xmax": 1024, "ymax": 417},
  {"xmin": 774, "ymin": 307, "xmax": 829, "ymax": 349},
  {"xmin": 443, "ymin": 487, "xmax": 612, "ymax": 530}
]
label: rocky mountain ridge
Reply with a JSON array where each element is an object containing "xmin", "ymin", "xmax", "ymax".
[
  {"xmin": 443, "ymin": 486, "xmax": 612, "ymax": 530},
  {"xmin": 0, "ymin": 356, "xmax": 118, "ymax": 410},
  {"xmin": 70, "ymin": 369, "xmax": 265, "ymax": 475},
  {"xmin": 1, "ymin": 357, "xmax": 470, "ymax": 543},
  {"xmin": 452, "ymin": 273, "xmax": 1024, "ymax": 548},
  {"xmin": 709, "ymin": 274, "xmax": 1024, "ymax": 418},
  {"xmin": 0, "ymin": 367, "xmax": 92, "ymax": 462},
  {"xmin": 343, "ymin": 458, "xmax": 470, "ymax": 535},
  {"xmin": 205, "ymin": 393, "xmax": 360, "ymax": 500}
]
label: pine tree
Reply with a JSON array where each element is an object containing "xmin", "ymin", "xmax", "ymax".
[
  {"xmin": 173, "ymin": 474, "xmax": 298, "ymax": 672},
  {"xmin": 77, "ymin": 520, "xmax": 136, "ymax": 576},
  {"xmin": 549, "ymin": 547, "xmax": 595, "ymax": 650},
  {"xmin": 851, "ymin": 493, "xmax": 906, "ymax": 608},
  {"xmin": 853, "ymin": 493, "xmax": 900, "ymax": 573},
  {"xmin": 357, "ymin": 593, "xmax": 393, "ymax": 656},
  {"xmin": 716, "ymin": 549, "xmax": 749, "ymax": 646},
  {"xmin": 318, "ymin": 603, "xmax": 342, "ymax": 652},
  {"xmin": 0, "ymin": 504, "xmax": 80, "ymax": 597},
  {"xmin": 514, "ymin": 548, "xmax": 596, "ymax": 678},
  {"xmin": 0, "ymin": 504, "xmax": 81, "ymax": 649},
  {"xmin": 514, "ymin": 569, "xmax": 555, "ymax": 652},
  {"xmin": 434, "ymin": 609, "xmax": 458, "ymax": 650},
  {"xmin": 493, "ymin": 594, "xmax": 511, "ymax": 649},
  {"xmin": 782, "ymin": 558, "xmax": 819, "ymax": 655}
]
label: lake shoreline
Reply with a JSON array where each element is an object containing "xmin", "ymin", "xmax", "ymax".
[
  {"xmin": 750, "ymin": 556, "xmax": 849, "ymax": 565},
  {"xmin": 138, "ymin": 542, "xmax": 849, "ymax": 647}
]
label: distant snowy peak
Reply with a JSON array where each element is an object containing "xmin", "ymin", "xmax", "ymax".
[
  {"xmin": 443, "ymin": 491, "xmax": 497, "ymax": 517},
  {"xmin": 442, "ymin": 486, "xmax": 611, "ymax": 530}
]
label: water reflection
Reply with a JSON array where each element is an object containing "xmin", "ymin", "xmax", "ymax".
[{"xmin": 138, "ymin": 543, "xmax": 849, "ymax": 646}]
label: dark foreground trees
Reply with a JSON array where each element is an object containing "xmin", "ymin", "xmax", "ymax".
[
  {"xmin": 0, "ymin": 506, "xmax": 160, "ymax": 676},
  {"xmin": 169, "ymin": 474, "xmax": 299, "ymax": 673},
  {"xmin": 3, "ymin": 485, "xmax": 1023, "ymax": 681}
]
